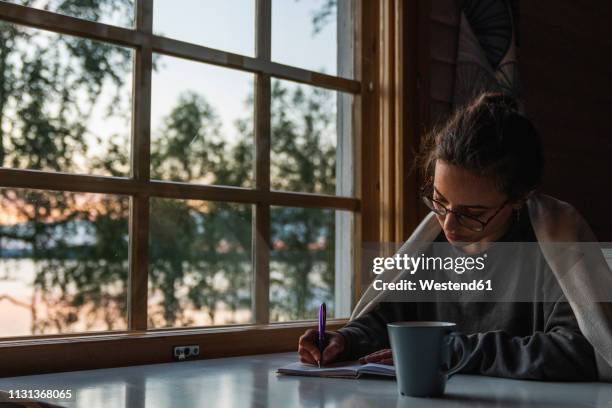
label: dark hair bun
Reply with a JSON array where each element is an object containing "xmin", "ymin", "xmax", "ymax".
[{"xmin": 419, "ymin": 91, "xmax": 543, "ymax": 200}]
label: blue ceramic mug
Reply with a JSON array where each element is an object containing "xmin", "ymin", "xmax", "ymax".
[{"xmin": 387, "ymin": 321, "xmax": 470, "ymax": 398}]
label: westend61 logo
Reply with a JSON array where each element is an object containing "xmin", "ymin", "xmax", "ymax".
[{"xmin": 372, "ymin": 253, "xmax": 487, "ymax": 275}]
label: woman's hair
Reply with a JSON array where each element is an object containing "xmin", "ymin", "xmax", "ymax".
[{"xmin": 418, "ymin": 92, "xmax": 544, "ymax": 200}]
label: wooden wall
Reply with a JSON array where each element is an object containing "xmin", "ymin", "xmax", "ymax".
[
  {"xmin": 423, "ymin": 0, "xmax": 612, "ymax": 241},
  {"xmin": 429, "ymin": 0, "xmax": 459, "ymax": 127},
  {"xmin": 518, "ymin": 1, "xmax": 612, "ymax": 241}
]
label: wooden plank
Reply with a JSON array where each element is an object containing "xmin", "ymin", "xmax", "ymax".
[
  {"xmin": 430, "ymin": 19, "xmax": 458, "ymax": 65},
  {"xmin": 128, "ymin": 195, "xmax": 149, "ymax": 331},
  {"xmin": 418, "ymin": 0, "xmax": 432, "ymax": 223},
  {"xmin": 430, "ymin": 0, "xmax": 460, "ymax": 27},
  {"xmin": 0, "ymin": 169, "xmax": 359, "ymax": 210},
  {"xmin": 542, "ymin": 152, "xmax": 612, "ymax": 177},
  {"xmin": 148, "ymin": 180, "xmax": 259, "ymax": 203},
  {"xmin": 0, "ymin": 168, "xmax": 143, "ymax": 195},
  {"xmin": 132, "ymin": 1, "xmax": 153, "ymax": 183},
  {"xmin": 518, "ymin": 1, "xmax": 612, "ymax": 242},
  {"xmin": 402, "ymin": 0, "xmax": 426, "ymax": 238},
  {"xmin": 154, "ymin": 186, "xmax": 361, "ymax": 211},
  {"xmin": 380, "ymin": 0, "xmax": 408, "ymax": 243},
  {"xmin": 429, "ymin": 59, "xmax": 454, "ymax": 103},
  {"xmin": 393, "ymin": 0, "xmax": 406, "ymax": 242},
  {"xmin": 520, "ymin": 61, "xmax": 612, "ymax": 103},
  {"xmin": 430, "ymin": 99, "xmax": 452, "ymax": 126},
  {"xmin": 518, "ymin": 15, "xmax": 612, "ymax": 77},
  {"xmin": 154, "ymin": 37, "xmax": 360, "ymax": 93},
  {"xmin": 522, "ymin": 92, "xmax": 612, "ymax": 135},
  {"xmin": 335, "ymin": 0, "xmax": 356, "ymax": 317},
  {"xmin": 0, "ymin": 320, "xmax": 347, "ymax": 377},
  {"xmin": 379, "ymin": 0, "xmax": 397, "ymax": 244},
  {"xmin": 126, "ymin": 0, "xmax": 153, "ymax": 332},
  {"xmin": 0, "ymin": 169, "xmax": 359, "ymax": 209},
  {"xmin": 351, "ymin": 0, "xmax": 364, "ymax": 306},
  {"xmin": 0, "ymin": 1, "xmax": 146, "ymax": 48},
  {"xmin": 252, "ymin": 204, "xmax": 270, "ymax": 324},
  {"xmin": 252, "ymin": 0, "xmax": 272, "ymax": 325},
  {"xmin": 355, "ymin": 0, "xmax": 379, "ymax": 299},
  {"xmin": 309, "ymin": 71, "xmax": 360, "ymax": 93},
  {"xmin": 520, "ymin": 1, "xmax": 612, "ymax": 49},
  {"xmin": 150, "ymin": 36, "xmax": 360, "ymax": 94}
]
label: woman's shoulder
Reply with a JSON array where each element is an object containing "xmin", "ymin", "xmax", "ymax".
[
  {"xmin": 527, "ymin": 193, "xmax": 597, "ymax": 242},
  {"xmin": 528, "ymin": 193, "xmax": 579, "ymax": 215}
]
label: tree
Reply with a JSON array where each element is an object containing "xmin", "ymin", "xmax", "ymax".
[
  {"xmin": 148, "ymin": 92, "xmax": 253, "ymax": 327},
  {"xmin": 0, "ymin": 0, "xmax": 340, "ymax": 334},
  {"xmin": 269, "ymin": 80, "xmax": 337, "ymax": 320},
  {"xmin": 0, "ymin": 0, "xmax": 132, "ymax": 333}
]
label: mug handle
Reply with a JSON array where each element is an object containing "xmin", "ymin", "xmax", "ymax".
[{"xmin": 441, "ymin": 331, "xmax": 470, "ymax": 378}]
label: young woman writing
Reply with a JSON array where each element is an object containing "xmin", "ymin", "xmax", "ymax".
[{"xmin": 297, "ymin": 92, "xmax": 612, "ymax": 381}]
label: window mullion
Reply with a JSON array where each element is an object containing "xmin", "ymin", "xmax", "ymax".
[
  {"xmin": 128, "ymin": 0, "xmax": 153, "ymax": 331},
  {"xmin": 252, "ymin": 0, "xmax": 272, "ymax": 325},
  {"xmin": 335, "ymin": 0, "xmax": 356, "ymax": 318}
]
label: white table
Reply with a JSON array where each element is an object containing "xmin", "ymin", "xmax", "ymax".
[{"xmin": 1, "ymin": 352, "xmax": 611, "ymax": 407}]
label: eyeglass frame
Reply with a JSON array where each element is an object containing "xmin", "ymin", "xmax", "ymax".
[{"xmin": 419, "ymin": 185, "xmax": 511, "ymax": 232}]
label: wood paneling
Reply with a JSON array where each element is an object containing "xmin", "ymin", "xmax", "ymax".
[
  {"xmin": 430, "ymin": 0, "xmax": 460, "ymax": 27},
  {"xmin": 429, "ymin": 0, "xmax": 458, "ymax": 107},
  {"xmin": 431, "ymin": 99, "xmax": 452, "ymax": 127},
  {"xmin": 518, "ymin": 0, "xmax": 612, "ymax": 241},
  {"xmin": 520, "ymin": 1, "xmax": 612, "ymax": 48},
  {"xmin": 427, "ymin": 1, "xmax": 457, "ymax": 126},
  {"xmin": 430, "ymin": 59, "xmax": 455, "ymax": 103},
  {"xmin": 430, "ymin": 20, "xmax": 459, "ymax": 64},
  {"xmin": 403, "ymin": 0, "xmax": 431, "ymax": 235}
]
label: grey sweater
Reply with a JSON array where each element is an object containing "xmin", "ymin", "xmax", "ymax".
[{"xmin": 338, "ymin": 209, "xmax": 598, "ymax": 381}]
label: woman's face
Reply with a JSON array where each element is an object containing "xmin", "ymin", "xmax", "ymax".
[{"xmin": 433, "ymin": 160, "xmax": 520, "ymax": 252}]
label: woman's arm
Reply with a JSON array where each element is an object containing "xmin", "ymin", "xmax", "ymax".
[
  {"xmin": 337, "ymin": 302, "xmax": 416, "ymax": 361},
  {"xmin": 453, "ymin": 298, "xmax": 598, "ymax": 381}
]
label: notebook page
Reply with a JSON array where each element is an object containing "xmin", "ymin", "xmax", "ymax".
[
  {"xmin": 357, "ymin": 363, "xmax": 396, "ymax": 377},
  {"xmin": 277, "ymin": 361, "xmax": 362, "ymax": 377}
]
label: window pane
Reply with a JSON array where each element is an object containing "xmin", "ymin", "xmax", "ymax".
[
  {"xmin": 3, "ymin": 0, "xmax": 134, "ymax": 27},
  {"xmin": 151, "ymin": 55, "xmax": 254, "ymax": 187},
  {"xmin": 270, "ymin": 207, "xmax": 351, "ymax": 322},
  {"xmin": 272, "ymin": 0, "xmax": 354, "ymax": 78},
  {"xmin": 153, "ymin": 0, "xmax": 255, "ymax": 57},
  {"xmin": 0, "ymin": 22, "xmax": 133, "ymax": 177},
  {"xmin": 0, "ymin": 188, "xmax": 129, "ymax": 337},
  {"xmin": 271, "ymin": 79, "xmax": 353, "ymax": 196},
  {"xmin": 148, "ymin": 199, "xmax": 252, "ymax": 328}
]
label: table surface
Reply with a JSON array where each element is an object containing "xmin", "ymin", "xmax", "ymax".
[{"xmin": 0, "ymin": 352, "xmax": 611, "ymax": 408}]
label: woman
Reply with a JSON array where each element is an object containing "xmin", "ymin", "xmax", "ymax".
[{"xmin": 297, "ymin": 92, "xmax": 612, "ymax": 381}]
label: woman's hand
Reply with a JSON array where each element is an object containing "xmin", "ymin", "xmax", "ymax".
[
  {"xmin": 359, "ymin": 348, "xmax": 393, "ymax": 365},
  {"xmin": 298, "ymin": 329, "xmax": 345, "ymax": 366}
]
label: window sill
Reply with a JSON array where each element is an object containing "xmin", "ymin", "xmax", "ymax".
[{"xmin": 0, "ymin": 319, "xmax": 348, "ymax": 377}]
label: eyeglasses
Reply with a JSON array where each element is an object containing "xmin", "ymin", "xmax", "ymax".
[{"xmin": 420, "ymin": 186, "xmax": 510, "ymax": 232}]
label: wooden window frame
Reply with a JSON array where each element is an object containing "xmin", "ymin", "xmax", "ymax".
[{"xmin": 0, "ymin": 0, "xmax": 423, "ymax": 376}]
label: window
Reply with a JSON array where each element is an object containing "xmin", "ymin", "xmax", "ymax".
[
  {"xmin": 0, "ymin": 0, "xmax": 360, "ymax": 357},
  {"xmin": 0, "ymin": 188, "xmax": 130, "ymax": 335}
]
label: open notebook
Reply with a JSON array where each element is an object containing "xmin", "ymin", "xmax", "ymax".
[{"xmin": 277, "ymin": 361, "xmax": 396, "ymax": 379}]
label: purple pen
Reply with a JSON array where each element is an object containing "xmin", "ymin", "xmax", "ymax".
[{"xmin": 318, "ymin": 302, "xmax": 326, "ymax": 367}]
